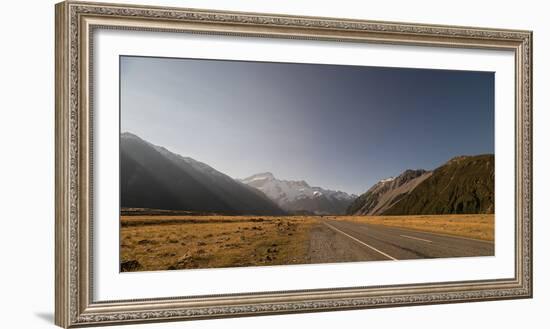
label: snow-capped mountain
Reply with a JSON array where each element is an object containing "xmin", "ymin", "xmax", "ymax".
[{"xmin": 240, "ymin": 172, "xmax": 356, "ymax": 215}]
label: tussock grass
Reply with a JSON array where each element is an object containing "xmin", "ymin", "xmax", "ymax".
[
  {"xmin": 120, "ymin": 215, "xmax": 316, "ymax": 272},
  {"xmin": 326, "ymin": 214, "xmax": 494, "ymax": 241}
]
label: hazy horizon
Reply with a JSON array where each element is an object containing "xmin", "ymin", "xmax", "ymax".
[{"xmin": 120, "ymin": 56, "xmax": 494, "ymax": 195}]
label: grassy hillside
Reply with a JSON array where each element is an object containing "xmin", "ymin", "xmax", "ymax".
[{"xmin": 383, "ymin": 154, "xmax": 494, "ymax": 215}]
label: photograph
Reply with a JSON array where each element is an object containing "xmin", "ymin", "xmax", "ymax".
[
  {"xmin": 45, "ymin": 0, "xmax": 540, "ymax": 326},
  {"xmin": 51, "ymin": 2, "xmax": 534, "ymax": 326},
  {"xmin": 119, "ymin": 56, "xmax": 495, "ymax": 272}
]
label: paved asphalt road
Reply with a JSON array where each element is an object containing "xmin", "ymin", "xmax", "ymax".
[{"xmin": 310, "ymin": 219, "xmax": 494, "ymax": 262}]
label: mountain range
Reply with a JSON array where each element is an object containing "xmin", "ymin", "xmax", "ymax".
[
  {"xmin": 239, "ymin": 172, "xmax": 356, "ymax": 215},
  {"xmin": 121, "ymin": 132, "xmax": 285, "ymax": 215},
  {"xmin": 347, "ymin": 154, "xmax": 494, "ymax": 215},
  {"xmin": 121, "ymin": 132, "xmax": 494, "ymax": 216}
]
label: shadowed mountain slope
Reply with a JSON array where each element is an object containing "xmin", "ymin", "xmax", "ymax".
[{"xmin": 120, "ymin": 132, "xmax": 285, "ymax": 215}]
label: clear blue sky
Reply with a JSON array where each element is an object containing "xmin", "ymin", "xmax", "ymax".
[{"xmin": 120, "ymin": 56, "xmax": 494, "ymax": 195}]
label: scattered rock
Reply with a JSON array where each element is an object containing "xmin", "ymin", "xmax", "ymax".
[
  {"xmin": 120, "ymin": 260, "xmax": 141, "ymax": 272},
  {"xmin": 170, "ymin": 252, "xmax": 195, "ymax": 269},
  {"xmin": 177, "ymin": 252, "xmax": 192, "ymax": 263},
  {"xmin": 267, "ymin": 247, "xmax": 278, "ymax": 253}
]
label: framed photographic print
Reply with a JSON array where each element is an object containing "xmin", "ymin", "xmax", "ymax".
[{"xmin": 55, "ymin": 1, "xmax": 532, "ymax": 327}]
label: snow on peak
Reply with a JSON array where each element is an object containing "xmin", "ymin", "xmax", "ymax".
[
  {"xmin": 379, "ymin": 177, "xmax": 396, "ymax": 183},
  {"xmin": 240, "ymin": 173, "xmax": 355, "ymax": 205},
  {"xmin": 241, "ymin": 172, "xmax": 275, "ymax": 183}
]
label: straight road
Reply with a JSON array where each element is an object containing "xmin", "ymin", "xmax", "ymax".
[{"xmin": 307, "ymin": 219, "xmax": 494, "ymax": 263}]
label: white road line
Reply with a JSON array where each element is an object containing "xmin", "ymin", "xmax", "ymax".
[
  {"xmin": 384, "ymin": 225, "xmax": 494, "ymax": 244},
  {"xmin": 399, "ymin": 234, "xmax": 432, "ymax": 243},
  {"xmin": 323, "ymin": 222, "xmax": 398, "ymax": 261}
]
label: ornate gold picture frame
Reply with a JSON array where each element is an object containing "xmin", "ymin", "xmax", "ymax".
[{"xmin": 55, "ymin": 1, "xmax": 532, "ymax": 327}]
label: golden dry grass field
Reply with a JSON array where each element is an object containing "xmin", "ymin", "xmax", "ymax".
[
  {"xmin": 326, "ymin": 214, "xmax": 495, "ymax": 241},
  {"xmin": 120, "ymin": 215, "xmax": 316, "ymax": 272},
  {"xmin": 120, "ymin": 214, "xmax": 494, "ymax": 272}
]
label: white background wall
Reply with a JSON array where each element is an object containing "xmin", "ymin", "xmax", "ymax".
[{"xmin": 0, "ymin": 0, "xmax": 547, "ymax": 328}]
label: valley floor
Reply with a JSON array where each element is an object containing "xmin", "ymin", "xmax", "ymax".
[{"xmin": 120, "ymin": 214, "xmax": 494, "ymax": 272}]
